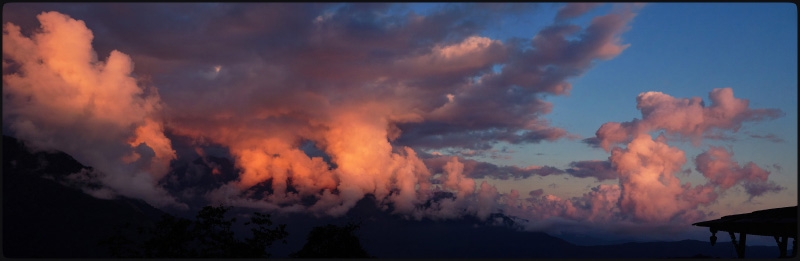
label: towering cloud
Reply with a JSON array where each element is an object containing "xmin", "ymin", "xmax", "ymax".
[
  {"xmin": 610, "ymin": 134, "xmax": 717, "ymax": 222},
  {"xmin": 578, "ymin": 88, "xmax": 784, "ymax": 223},
  {"xmin": 2, "ymin": 12, "xmax": 181, "ymax": 208}
]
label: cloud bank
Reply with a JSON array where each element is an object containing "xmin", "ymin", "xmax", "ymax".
[{"xmin": 2, "ymin": 3, "xmax": 786, "ymax": 238}]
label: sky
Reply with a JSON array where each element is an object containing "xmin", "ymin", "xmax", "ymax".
[{"xmin": 2, "ymin": 3, "xmax": 797, "ymax": 244}]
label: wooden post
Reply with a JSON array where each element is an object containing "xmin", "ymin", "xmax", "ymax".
[
  {"xmin": 775, "ymin": 236, "xmax": 788, "ymax": 258},
  {"xmin": 709, "ymin": 230, "xmax": 717, "ymax": 246},
  {"xmin": 729, "ymin": 231, "xmax": 746, "ymax": 258},
  {"xmin": 783, "ymin": 236, "xmax": 789, "ymax": 258},
  {"xmin": 739, "ymin": 233, "xmax": 746, "ymax": 258}
]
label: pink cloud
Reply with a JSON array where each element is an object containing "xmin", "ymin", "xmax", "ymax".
[
  {"xmin": 694, "ymin": 146, "xmax": 784, "ymax": 199},
  {"xmin": 3, "ymin": 4, "xmax": 645, "ymax": 222},
  {"xmin": 3, "ymin": 11, "xmax": 181, "ymax": 209},
  {"xmin": 594, "ymin": 88, "xmax": 782, "ymax": 151},
  {"xmin": 610, "ymin": 134, "xmax": 715, "ymax": 222},
  {"xmin": 694, "ymin": 146, "xmax": 769, "ymax": 189},
  {"xmin": 555, "ymin": 3, "xmax": 603, "ymax": 21},
  {"xmin": 577, "ymin": 87, "xmax": 783, "ymax": 224}
]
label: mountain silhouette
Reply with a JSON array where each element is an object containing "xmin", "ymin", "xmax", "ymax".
[
  {"xmin": 2, "ymin": 135, "xmax": 166, "ymax": 258},
  {"xmin": 2, "ymin": 135, "xmax": 783, "ymax": 258}
]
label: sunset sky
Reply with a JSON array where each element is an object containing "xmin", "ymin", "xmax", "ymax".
[{"xmin": 3, "ymin": 3, "xmax": 796, "ymax": 244}]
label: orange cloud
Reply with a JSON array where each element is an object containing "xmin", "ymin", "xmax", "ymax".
[{"xmin": 3, "ymin": 11, "xmax": 180, "ymax": 208}]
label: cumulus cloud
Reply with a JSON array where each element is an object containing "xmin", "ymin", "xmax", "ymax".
[
  {"xmin": 594, "ymin": 88, "xmax": 783, "ymax": 151},
  {"xmin": 2, "ymin": 3, "xmax": 649, "ymax": 223},
  {"xmin": 578, "ymin": 88, "xmax": 783, "ymax": 223},
  {"xmin": 610, "ymin": 134, "xmax": 717, "ymax": 222},
  {"xmin": 2, "ymin": 11, "xmax": 182, "ymax": 209},
  {"xmin": 694, "ymin": 146, "xmax": 784, "ymax": 198}
]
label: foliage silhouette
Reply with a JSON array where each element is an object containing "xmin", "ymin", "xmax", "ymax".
[
  {"xmin": 100, "ymin": 205, "xmax": 288, "ymax": 258},
  {"xmin": 290, "ymin": 222, "xmax": 374, "ymax": 258}
]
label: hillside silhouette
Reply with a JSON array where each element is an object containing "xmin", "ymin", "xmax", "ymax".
[
  {"xmin": 2, "ymin": 135, "xmax": 784, "ymax": 258},
  {"xmin": 2, "ymin": 135, "xmax": 165, "ymax": 257}
]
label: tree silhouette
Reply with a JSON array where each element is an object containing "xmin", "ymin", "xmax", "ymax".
[
  {"xmin": 290, "ymin": 222, "xmax": 373, "ymax": 258},
  {"xmin": 100, "ymin": 205, "xmax": 287, "ymax": 258}
]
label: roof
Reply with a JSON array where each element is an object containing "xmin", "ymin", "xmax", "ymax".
[{"xmin": 692, "ymin": 206, "xmax": 797, "ymax": 238}]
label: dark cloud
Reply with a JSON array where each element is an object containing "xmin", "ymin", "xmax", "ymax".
[
  {"xmin": 422, "ymin": 155, "xmax": 564, "ymax": 180},
  {"xmin": 743, "ymin": 181, "xmax": 785, "ymax": 199},
  {"xmin": 747, "ymin": 133, "xmax": 784, "ymax": 143},
  {"xmin": 565, "ymin": 160, "xmax": 617, "ymax": 181},
  {"xmin": 4, "ymin": 3, "xmax": 639, "ymax": 153},
  {"xmin": 528, "ymin": 188, "xmax": 544, "ymax": 198},
  {"xmin": 581, "ymin": 137, "xmax": 602, "ymax": 148}
]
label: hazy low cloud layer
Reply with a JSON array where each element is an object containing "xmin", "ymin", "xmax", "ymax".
[{"xmin": 2, "ymin": 3, "xmax": 786, "ymax": 237}]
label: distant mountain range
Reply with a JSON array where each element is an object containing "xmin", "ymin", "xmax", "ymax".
[
  {"xmin": 2, "ymin": 135, "xmax": 166, "ymax": 258},
  {"xmin": 1, "ymin": 135, "xmax": 783, "ymax": 258}
]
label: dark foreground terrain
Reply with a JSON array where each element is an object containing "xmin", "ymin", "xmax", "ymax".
[{"xmin": 2, "ymin": 135, "xmax": 783, "ymax": 258}]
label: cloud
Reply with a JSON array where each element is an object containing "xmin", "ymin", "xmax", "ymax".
[
  {"xmin": 395, "ymin": 4, "xmax": 641, "ymax": 150},
  {"xmin": 423, "ymin": 154, "xmax": 564, "ymax": 180},
  {"xmin": 578, "ymin": 87, "xmax": 782, "ymax": 223},
  {"xmin": 555, "ymin": 3, "xmax": 603, "ymax": 21},
  {"xmin": 565, "ymin": 160, "xmax": 617, "ymax": 181},
  {"xmin": 593, "ymin": 88, "xmax": 783, "ymax": 151},
  {"xmin": 476, "ymin": 181, "xmax": 499, "ymax": 220},
  {"xmin": 2, "ymin": 11, "xmax": 182, "ymax": 209},
  {"xmin": 747, "ymin": 132, "xmax": 784, "ymax": 143},
  {"xmin": 3, "ymin": 3, "xmax": 644, "ymax": 221},
  {"xmin": 694, "ymin": 146, "xmax": 769, "ymax": 189},
  {"xmin": 694, "ymin": 146, "xmax": 784, "ymax": 199},
  {"xmin": 503, "ymin": 189, "xmax": 521, "ymax": 208},
  {"xmin": 610, "ymin": 134, "xmax": 717, "ymax": 222},
  {"xmin": 5, "ymin": 6, "xmax": 783, "ymax": 241},
  {"xmin": 742, "ymin": 181, "xmax": 784, "ymax": 200}
]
